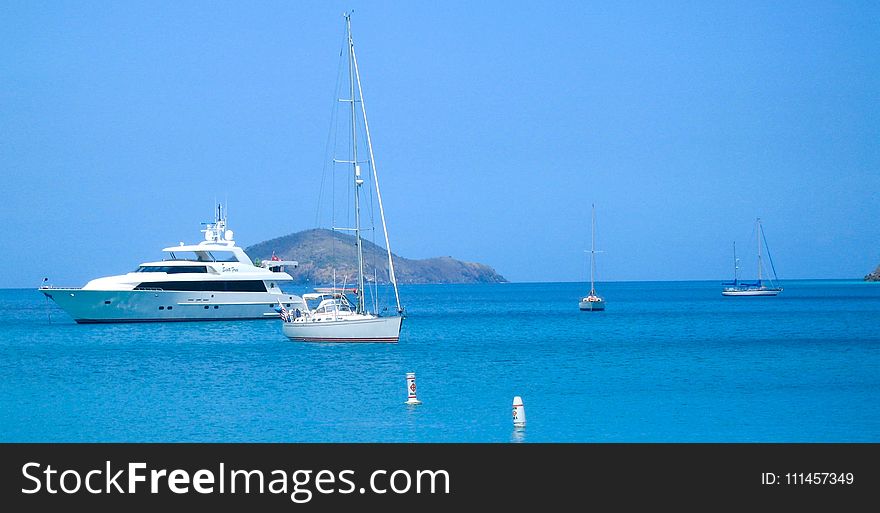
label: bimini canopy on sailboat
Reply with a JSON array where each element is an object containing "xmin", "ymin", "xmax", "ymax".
[{"xmin": 281, "ymin": 13, "xmax": 403, "ymax": 342}]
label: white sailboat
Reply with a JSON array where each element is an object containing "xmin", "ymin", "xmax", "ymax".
[
  {"xmin": 579, "ymin": 204, "xmax": 605, "ymax": 311},
  {"xmin": 282, "ymin": 13, "xmax": 403, "ymax": 343},
  {"xmin": 722, "ymin": 218, "xmax": 782, "ymax": 296}
]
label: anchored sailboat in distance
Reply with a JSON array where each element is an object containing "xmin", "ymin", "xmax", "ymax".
[
  {"xmin": 281, "ymin": 13, "xmax": 403, "ymax": 342},
  {"xmin": 579, "ymin": 204, "xmax": 605, "ymax": 311},
  {"xmin": 722, "ymin": 218, "xmax": 782, "ymax": 296}
]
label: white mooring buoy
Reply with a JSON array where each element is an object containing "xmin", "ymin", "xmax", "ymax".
[
  {"xmin": 406, "ymin": 372, "xmax": 422, "ymax": 405},
  {"xmin": 512, "ymin": 396, "xmax": 526, "ymax": 427}
]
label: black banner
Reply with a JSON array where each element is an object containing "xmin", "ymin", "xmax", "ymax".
[{"xmin": 1, "ymin": 443, "xmax": 875, "ymax": 509}]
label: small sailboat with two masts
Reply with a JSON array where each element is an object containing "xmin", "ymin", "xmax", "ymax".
[{"xmin": 722, "ymin": 218, "xmax": 782, "ymax": 296}]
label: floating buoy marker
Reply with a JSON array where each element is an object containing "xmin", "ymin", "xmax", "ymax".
[
  {"xmin": 406, "ymin": 372, "xmax": 421, "ymax": 405},
  {"xmin": 512, "ymin": 396, "xmax": 526, "ymax": 428}
]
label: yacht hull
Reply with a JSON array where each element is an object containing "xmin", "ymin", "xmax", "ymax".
[
  {"xmin": 282, "ymin": 315, "xmax": 402, "ymax": 343},
  {"xmin": 721, "ymin": 288, "xmax": 782, "ymax": 297},
  {"xmin": 40, "ymin": 288, "xmax": 302, "ymax": 323}
]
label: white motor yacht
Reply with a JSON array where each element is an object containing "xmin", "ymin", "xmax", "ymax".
[{"xmin": 40, "ymin": 207, "xmax": 307, "ymax": 323}]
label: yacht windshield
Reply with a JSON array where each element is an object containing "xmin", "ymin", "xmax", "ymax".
[
  {"xmin": 204, "ymin": 251, "xmax": 240, "ymax": 262},
  {"xmin": 163, "ymin": 251, "xmax": 240, "ymax": 263}
]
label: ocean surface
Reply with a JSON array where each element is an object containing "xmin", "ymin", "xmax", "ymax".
[{"xmin": 1, "ymin": 281, "xmax": 878, "ymax": 442}]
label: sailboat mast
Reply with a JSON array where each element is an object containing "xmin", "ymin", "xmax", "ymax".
[
  {"xmin": 756, "ymin": 218, "xmax": 763, "ymax": 285},
  {"xmin": 349, "ymin": 17, "xmax": 402, "ymax": 314},
  {"xmin": 590, "ymin": 204, "xmax": 596, "ymax": 294},
  {"xmin": 346, "ymin": 13, "xmax": 366, "ymax": 314},
  {"xmin": 733, "ymin": 241, "xmax": 738, "ymax": 283}
]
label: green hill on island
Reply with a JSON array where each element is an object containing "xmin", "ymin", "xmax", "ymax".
[{"xmin": 245, "ymin": 228, "xmax": 507, "ymax": 285}]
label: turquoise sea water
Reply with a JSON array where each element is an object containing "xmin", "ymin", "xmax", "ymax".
[{"xmin": 1, "ymin": 281, "xmax": 878, "ymax": 442}]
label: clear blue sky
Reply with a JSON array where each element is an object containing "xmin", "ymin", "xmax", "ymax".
[{"xmin": 1, "ymin": 1, "xmax": 878, "ymax": 287}]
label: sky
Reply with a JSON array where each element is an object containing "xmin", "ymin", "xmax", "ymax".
[{"xmin": 1, "ymin": 1, "xmax": 878, "ymax": 287}]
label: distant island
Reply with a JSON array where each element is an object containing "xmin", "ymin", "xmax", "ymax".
[
  {"xmin": 245, "ymin": 228, "xmax": 507, "ymax": 285},
  {"xmin": 866, "ymin": 265, "xmax": 880, "ymax": 282}
]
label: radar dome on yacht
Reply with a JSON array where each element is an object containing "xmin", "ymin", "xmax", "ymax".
[{"xmin": 225, "ymin": 230, "xmax": 234, "ymax": 241}]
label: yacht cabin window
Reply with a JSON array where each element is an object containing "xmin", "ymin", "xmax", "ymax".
[
  {"xmin": 136, "ymin": 265, "xmax": 209, "ymax": 274},
  {"xmin": 163, "ymin": 251, "xmax": 240, "ymax": 263}
]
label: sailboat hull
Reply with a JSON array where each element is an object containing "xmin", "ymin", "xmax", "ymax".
[
  {"xmin": 579, "ymin": 298, "xmax": 605, "ymax": 311},
  {"xmin": 282, "ymin": 315, "xmax": 402, "ymax": 343},
  {"xmin": 721, "ymin": 288, "xmax": 782, "ymax": 296}
]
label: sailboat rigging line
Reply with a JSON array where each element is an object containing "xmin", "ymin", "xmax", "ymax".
[
  {"xmin": 366, "ymin": 157, "xmax": 379, "ymax": 313},
  {"xmin": 366, "ymin": 268, "xmax": 376, "ymax": 315},
  {"xmin": 312, "ymin": 29, "xmax": 349, "ymax": 286},
  {"xmin": 363, "ymin": 127, "xmax": 378, "ymax": 312},
  {"xmin": 733, "ymin": 241, "xmax": 740, "ymax": 284},
  {"xmin": 350, "ymin": 27, "xmax": 402, "ymax": 314},
  {"xmin": 316, "ymin": 28, "xmax": 348, "ymax": 230},
  {"xmin": 761, "ymin": 225, "xmax": 780, "ymax": 284}
]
